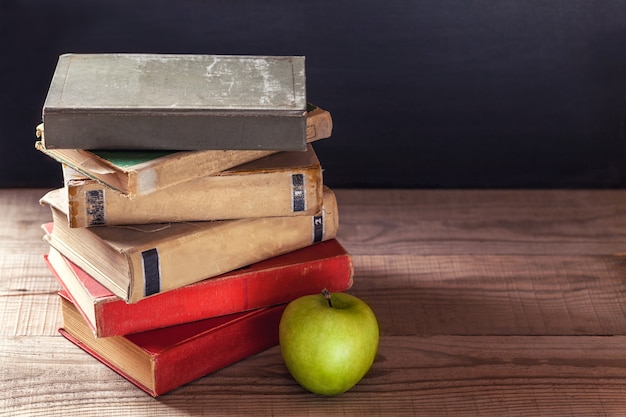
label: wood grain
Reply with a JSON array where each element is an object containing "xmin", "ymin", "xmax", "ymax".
[
  {"xmin": 350, "ymin": 254, "xmax": 626, "ymax": 336},
  {"xmin": 4, "ymin": 188, "xmax": 626, "ymax": 416},
  {"xmin": 336, "ymin": 189, "xmax": 626, "ymax": 255},
  {"xmin": 4, "ymin": 335, "xmax": 626, "ymax": 416}
]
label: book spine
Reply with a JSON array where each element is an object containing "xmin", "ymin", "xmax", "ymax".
[
  {"xmin": 65, "ymin": 162, "xmax": 323, "ymax": 227},
  {"xmin": 43, "ymin": 112, "xmax": 308, "ymax": 151},
  {"xmin": 126, "ymin": 187, "xmax": 339, "ymax": 303}
]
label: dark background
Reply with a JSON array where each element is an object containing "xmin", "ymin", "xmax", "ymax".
[{"xmin": 3, "ymin": 0, "xmax": 626, "ymax": 189}]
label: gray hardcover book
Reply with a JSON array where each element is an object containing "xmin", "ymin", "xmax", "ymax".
[{"xmin": 42, "ymin": 54, "xmax": 307, "ymax": 151}]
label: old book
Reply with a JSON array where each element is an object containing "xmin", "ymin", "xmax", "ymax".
[
  {"xmin": 44, "ymin": 237, "xmax": 353, "ymax": 337},
  {"xmin": 64, "ymin": 145, "xmax": 323, "ymax": 227},
  {"xmin": 41, "ymin": 186, "xmax": 339, "ymax": 303},
  {"xmin": 42, "ymin": 53, "xmax": 307, "ymax": 151},
  {"xmin": 58, "ymin": 293, "xmax": 285, "ymax": 396},
  {"xmin": 35, "ymin": 104, "xmax": 332, "ymax": 198}
]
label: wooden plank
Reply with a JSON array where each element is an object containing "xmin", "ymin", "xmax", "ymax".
[
  {"xmin": 335, "ymin": 189, "xmax": 626, "ymax": 256},
  {"xmin": 0, "ymin": 189, "xmax": 60, "ymax": 337},
  {"xmin": 3, "ymin": 335, "xmax": 626, "ymax": 416},
  {"xmin": 349, "ymin": 254, "xmax": 626, "ymax": 336},
  {"xmin": 0, "ymin": 291, "xmax": 61, "ymax": 338}
]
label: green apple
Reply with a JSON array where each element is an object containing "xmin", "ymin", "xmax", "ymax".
[{"xmin": 279, "ymin": 289, "xmax": 379, "ymax": 396}]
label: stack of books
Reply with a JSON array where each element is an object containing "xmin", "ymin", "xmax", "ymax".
[{"xmin": 36, "ymin": 53, "xmax": 354, "ymax": 396}]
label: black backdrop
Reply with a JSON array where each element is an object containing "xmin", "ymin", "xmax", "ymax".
[{"xmin": 3, "ymin": 0, "xmax": 626, "ymax": 188}]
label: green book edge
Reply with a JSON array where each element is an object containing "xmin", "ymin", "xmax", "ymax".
[{"xmin": 89, "ymin": 150, "xmax": 175, "ymax": 168}]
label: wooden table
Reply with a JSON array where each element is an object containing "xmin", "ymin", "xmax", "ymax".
[{"xmin": 3, "ymin": 188, "xmax": 626, "ymax": 416}]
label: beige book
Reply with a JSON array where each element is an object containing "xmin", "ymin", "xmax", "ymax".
[
  {"xmin": 64, "ymin": 145, "xmax": 323, "ymax": 227},
  {"xmin": 35, "ymin": 104, "xmax": 332, "ymax": 198},
  {"xmin": 40, "ymin": 186, "xmax": 338, "ymax": 303}
]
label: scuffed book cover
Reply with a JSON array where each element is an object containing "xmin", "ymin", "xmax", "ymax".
[
  {"xmin": 42, "ymin": 53, "xmax": 307, "ymax": 151},
  {"xmin": 41, "ymin": 186, "xmax": 339, "ymax": 303},
  {"xmin": 58, "ymin": 293, "xmax": 286, "ymax": 396},
  {"xmin": 64, "ymin": 144, "xmax": 324, "ymax": 227},
  {"xmin": 44, "ymin": 237, "xmax": 353, "ymax": 337},
  {"xmin": 35, "ymin": 103, "xmax": 332, "ymax": 198}
]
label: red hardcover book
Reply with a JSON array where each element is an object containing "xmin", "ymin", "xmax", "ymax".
[
  {"xmin": 43, "ymin": 223, "xmax": 353, "ymax": 337},
  {"xmin": 58, "ymin": 292, "xmax": 285, "ymax": 396}
]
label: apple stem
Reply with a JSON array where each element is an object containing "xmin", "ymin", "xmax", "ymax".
[{"xmin": 322, "ymin": 288, "xmax": 333, "ymax": 308}]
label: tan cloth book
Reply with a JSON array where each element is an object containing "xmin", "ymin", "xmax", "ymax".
[{"xmin": 41, "ymin": 186, "xmax": 339, "ymax": 303}]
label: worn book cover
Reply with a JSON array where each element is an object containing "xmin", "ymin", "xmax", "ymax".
[
  {"xmin": 44, "ymin": 237, "xmax": 353, "ymax": 337},
  {"xmin": 42, "ymin": 53, "xmax": 307, "ymax": 151},
  {"xmin": 58, "ymin": 293, "xmax": 286, "ymax": 396},
  {"xmin": 35, "ymin": 104, "xmax": 332, "ymax": 198},
  {"xmin": 41, "ymin": 187, "xmax": 339, "ymax": 303},
  {"xmin": 64, "ymin": 145, "xmax": 323, "ymax": 227}
]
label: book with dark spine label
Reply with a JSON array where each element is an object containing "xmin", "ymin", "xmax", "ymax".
[
  {"xmin": 40, "ymin": 186, "xmax": 339, "ymax": 303},
  {"xmin": 63, "ymin": 145, "xmax": 323, "ymax": 227}
]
